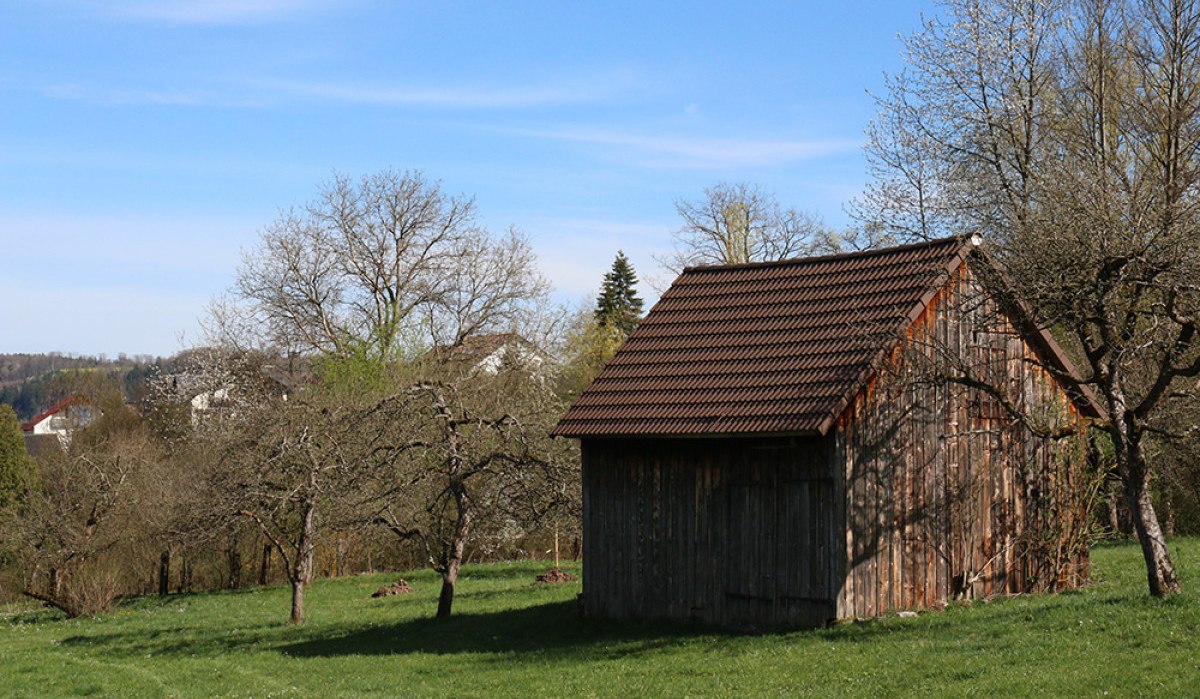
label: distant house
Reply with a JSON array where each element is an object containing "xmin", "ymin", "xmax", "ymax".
[
  {"xmin": 553, "ymin": 236, "xmax": 1101, "ymax": 630},
  {"xmin": 428, "ymin": 333, "xmax": 549, "ymax": 376},
  {"xmin": 177, "ymin": 354, "xmax": 307, "ymax": 425},
  {"xmin": 22, "ymin": 395, "xmax": 97, "ymax": 450}
]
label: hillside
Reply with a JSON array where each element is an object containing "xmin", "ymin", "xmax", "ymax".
[{"xmin": 0, "ymin": 352, "xmax": 164, "ymax": 421}]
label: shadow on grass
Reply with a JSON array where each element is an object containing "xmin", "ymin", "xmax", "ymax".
[
  {"xmin": 54, "ymin": 600, "xmax": 729, "ymax": 662},
  {"xmin": 281, "ymin": 601, "xmax": 722, "ymax": 660}
]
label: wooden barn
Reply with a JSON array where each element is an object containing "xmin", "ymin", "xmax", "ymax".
[{"xmin": 552, "ymin": 235, "xmax": 1101, "ymax": 630}]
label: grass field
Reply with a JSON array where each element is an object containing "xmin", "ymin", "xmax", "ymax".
[{"xmin": 1, "ymin": 540, "xmax": 1198, "ymax": 698}]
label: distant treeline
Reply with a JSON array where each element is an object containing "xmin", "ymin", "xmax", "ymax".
[{"xmin": 0, "ymin": 353, "xmax": 167, "ymax": 421}]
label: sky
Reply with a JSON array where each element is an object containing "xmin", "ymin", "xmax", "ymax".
[{"xmin": 1, "ymin": 0, "xmax": 937, "ymax": 359}]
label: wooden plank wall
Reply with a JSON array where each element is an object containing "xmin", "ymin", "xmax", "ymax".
[
  {"xmin": 836, "ymin": 262, "xmax": 1091, "ymax": 620},
  {"xmin": 581, "ymin": 436, "xmax": 838, "ymax": 630}
]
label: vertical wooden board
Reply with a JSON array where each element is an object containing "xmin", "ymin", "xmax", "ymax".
[
  {"xmin": 708, "ymin": 446, "xmax": 720, "ymax": 622},
  {"xmin": 833, "ymin": 426, "xmax": 850, "ymax": 619},
  {"xmin": 845, "ymin": 418, "xmax": 858, "ymax": 618},
  {"xmin": 581, "ymin": 444, "xmax": 595, "ymax": 615},
  {"xmin": 798, "ymin": 479, "xmax": 811, "ymax": 599},
  {"xmin": 646, "ymin": 447, "xmax": 658, "ymax": 619},
  {"xmin": 901, "ymin": 382, "xmax": 914, "ymax": 610},
  {"xmin": 592, "ymin": 443, "xmax": 606, "ymax": 617},
  {"xmin": 596, "ymin": 443, "xmax": 608, "ymax": 618},
  {"xmin": 881, "ymin": 387, "xmax": 894, "ymax": 615},
  {"xmin": 631, "ymin": 452, "xmax": 643, "ymax": 617},
  {"xmin": 608, "ymin": 445, "xmax": 619, "ymax": 617},
  {"xmin": 937, "ymin": 275, "xmax": 954, "ymax": 605},
  {"xmin": 855, "ymin": 414, "xmax": 867, "ymax": 619},
  {"xmin": 847, "ymin": 423, "xmax": 858, "ymax": 619},
  {"xmin": 901, "ymin": 378, "xmax": 912, "ymax": 611},
  {"xmin": 618, "ymin": 445, "xmax": 629, "ymax": 615},
  {"xmin": 656, "ymin": 445, "xmax": 666, "ymax": 614},
  {"xmin": 866, "ymin": 405, "xmax": 878, "ymax": 619},
  {"xmin": 920, "ymin": 372, "xmax": 933, "ymax": 611},
  {"xmin": 886, "ymin": 387, "xmax": 897, "ymax": 614},
  {"xmin": 713, "ymin": 445, "xmax": 726, "ymax": 626},
  {"xmin": 684, "ymin": 448, "xmax": 695, "ymax": 619},
  {"xmin": 979, "ymin": 430, "xmax": 991, "ymax": 598}
]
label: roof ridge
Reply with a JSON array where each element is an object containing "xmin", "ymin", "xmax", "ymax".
[
  {"xmin": 553, "ymin": 234, "xmax": 983, "ymax": 438},
  {"xmin": 680, "ymin": 234, "xmax": 974, "ymax": 274}
]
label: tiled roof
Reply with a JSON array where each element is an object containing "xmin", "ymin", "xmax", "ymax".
[
  {"xmin": 21, "ymin": 394, "xmax": 86, "ymax": 432},
  {"xmin": 552, "ymin": 236, "xmax": 973, "ymax": 437}
]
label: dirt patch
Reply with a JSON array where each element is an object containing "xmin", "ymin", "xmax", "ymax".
[
  {"xmin": 371, "ymin": 579, "xmax": 414, "ymax": 597},
  {"xmin": 535, "ymin": 568, "xmax": 577, "ymax": 584}
]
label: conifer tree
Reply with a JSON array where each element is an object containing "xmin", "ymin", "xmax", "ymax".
[{"xmin": 594, "ymin": 251, "xmax": 644, "ymax": 336}]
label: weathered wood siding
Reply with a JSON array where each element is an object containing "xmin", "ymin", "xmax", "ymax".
[
  {"xmin": 581, "ymin": 437, "xmax": 838, "ymax": 629},
  {"xmin": 836, "ymin": 261, "xmax": 1091, "ymax": 619},
  {"xmin": 579, "ymin": 258, "xmax": 1092, "ymax": 630}
]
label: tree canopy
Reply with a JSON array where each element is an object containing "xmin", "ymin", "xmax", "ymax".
[
  {"xmin": 234, "ymin": 170, "xmax": 548, "ymax": 361},
  {"xmin": 859, "ymin": 0, "xmax": 1200, "ymax": 596},
  {"xmin": 661, "ymin": 182, "xmax": 833, "ymax": 272},
  {"xmin": 0, "ymin": 404, "xmax": 33, "ymax": 511}
]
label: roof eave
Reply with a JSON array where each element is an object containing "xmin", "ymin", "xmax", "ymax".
[{"xmin": 816, "ymin": 235, "xmax": 977, "ymax": 437}]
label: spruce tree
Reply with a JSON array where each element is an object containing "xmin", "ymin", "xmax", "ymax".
[{"xmin": 594, "ymin": 251, "xmax": 644, "ymax": 336}]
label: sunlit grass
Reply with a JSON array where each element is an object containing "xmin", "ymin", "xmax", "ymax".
[{"xmin": 1, "ymin": 542, "xmax": 1197, "ymax": 697}]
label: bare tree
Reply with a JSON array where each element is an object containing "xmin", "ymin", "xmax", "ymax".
[
  {"xmin": 860, "ymin": 0, "xmax": 1200, "ymax": 595},
  {"xmin": 375, "ymin": 366, "xmax": 577, "ymax": 619},
  {"xmin": 429, "ymin": 226, "xmax": 550, "ymax": 347},
  {"xmin": 658, "ymin": 182, "xmax": 834, "ymax": 273},
  {"xmin": 236, "ymin": 170, "xmax": 548, "ymax": 360}
]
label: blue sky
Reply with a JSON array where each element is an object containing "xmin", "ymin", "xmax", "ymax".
[{"xmin": 1, "ymin": 0, "xmax": 935, "ymax": 358}]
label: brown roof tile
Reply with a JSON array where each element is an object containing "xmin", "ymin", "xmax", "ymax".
[{"xmin": 552, "ymin": 236, "xmax": 972, "ymax": 437}]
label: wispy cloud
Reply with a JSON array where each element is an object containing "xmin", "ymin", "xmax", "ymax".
[
  {"xmin": 521, "ymin": 127, "xmax": 860, "ymax": 169},
  {"xmin": 36, "ymin": 73, "xmax": 634, "ymax": 110},
  {"xmin": 0, "ymin": 138, "xmax": 323, "ymax": 182},
  {"xmin": 39, "ymin": 83, "xmax": 266, "ymax": 108},
  {"xmin": 84, "ymin": 0, "xmax": 341, "ymax": 25},
  {"xmin": 259, "ymin": 73, "xmax": 636, "ymax": 108}
]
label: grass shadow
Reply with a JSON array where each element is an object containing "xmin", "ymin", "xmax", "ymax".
[
  {"xmin": 53, "ymin": 600, "xmax": 727, "ymax": 662},
  {"xmin": 281, "ymin": 600, "xmax": 728, "ymax": 660}
]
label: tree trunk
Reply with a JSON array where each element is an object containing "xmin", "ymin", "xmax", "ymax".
[
  {"xmin": 436, "ymin": 485, "xmax": 472, "ymax": 619},
  {"xmin": 436, "ymin": 559, "xmax": 460, "ymax": 619},
  {"xmin": 158, "ymin": 549, "xmax": 171, "ymax": 596},
  {"xmin": 290, "ymin": 580, "xmax": 305, "ymax": 626},
  {"xmin": 1106, "ymin": 486, "xmax": 1121, "ymax": 538},
  {"xmin": 179, "ymin": 556, "xmax": 193, "ymax": 593},
  {"xmin": 289, "ymin": 501, "xmax": 317, "ymax": 626},
  {"xmin": 1119, "ymin": 440, "xmax": 1180, "ymax": 596},
  {"xmin": 227, "ymin": 544, "xmax": 242, "ymax": 590},
  {"xmin": 259, "ymin": 543, "xmax": 271, "ymax": 586}
]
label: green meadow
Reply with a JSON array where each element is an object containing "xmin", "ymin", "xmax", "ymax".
[{"xmin": 2, "ymin": 540, "xmax": 1197, "ymax": 698}]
